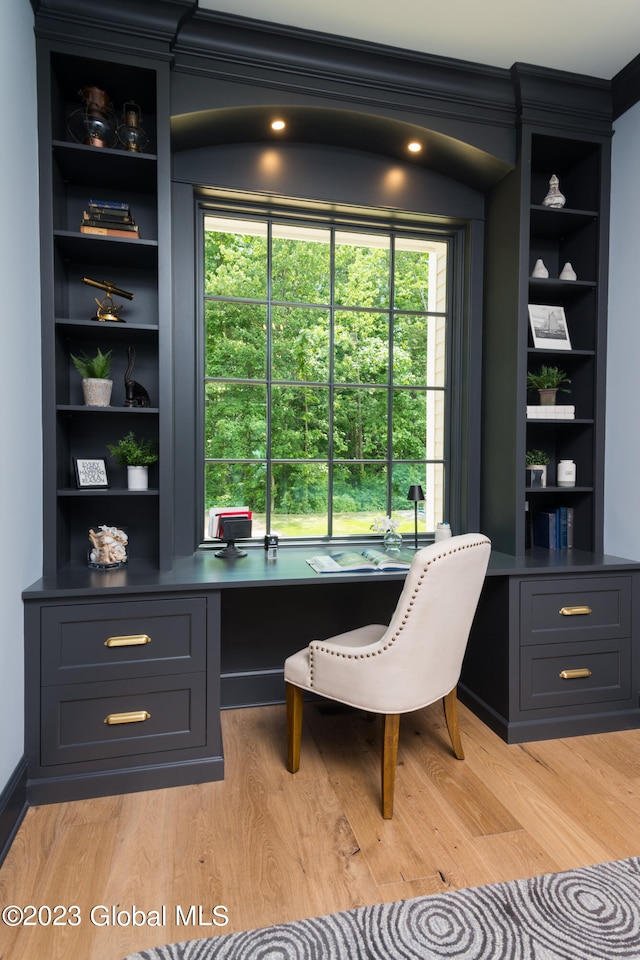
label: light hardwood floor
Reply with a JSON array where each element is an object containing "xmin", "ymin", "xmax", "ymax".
[{"xmin": 2, "ymin": 700, "xmax": 640, "ymax": 959}]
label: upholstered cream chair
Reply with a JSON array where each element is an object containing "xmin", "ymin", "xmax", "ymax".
[{"xmin": 284, "ymin": 532, "xmax": 491, "ymax": 818}]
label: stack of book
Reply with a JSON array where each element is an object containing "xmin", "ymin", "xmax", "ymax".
[
  {"xmin": 533, "ymin": 506, "xmax": 574, "ymax": 549},
  {"xmin": 527, "ymin": 405, "xmax": 575, "ymax": 420},
  {"xmin": 208, "ymin": 506, "xmax": 253, "ymax": 539},
  {"xmin": 80, "ymin": 199, "xmax": 140, "ymax": 238}
]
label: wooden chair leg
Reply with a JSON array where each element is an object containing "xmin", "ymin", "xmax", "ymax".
[
  {"xmin": 443, "ymin": 686, "xmax": 464, "ymax": 759},
  {"xmin": 286, "ymin": 682, "xmax": 304, "ymax": 773},
  {"xmin": 381, "ymin": 713, "xmax": 401, "ymax": 819}
]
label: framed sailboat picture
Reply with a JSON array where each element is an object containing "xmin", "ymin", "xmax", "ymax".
[{"xmin": 528, "ymin": 304, "xmax": 572, "ymax": 350}]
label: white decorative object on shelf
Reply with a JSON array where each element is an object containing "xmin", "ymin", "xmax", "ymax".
[
  {"xmin": 542, "ymin": 174, "xmax": 566, "ymax": 208},
  {"xmin": 531, "ymin": 258, "xmax": 549, "ymax": 278},
  {"xmin": 434, "ymin": 522, "xmax": 452, "ymax": 542},
  {"xmin": 559, "ymin": 262, "xmax": 577, "ymax": 280},
  {"xmin": 557, "ymin": 459, "xmax": 577, "ymax": 487},
  {"xmin": 88, "ymin": 524, "xmax": 128, "ymax": 569}
]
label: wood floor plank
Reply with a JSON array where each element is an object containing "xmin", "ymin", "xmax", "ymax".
[
  {"xmin": 303, "ymin": 703, "xmax": 437, "ymax": 886},
  {"xmin": 459, "ymin": 710, "xmax": 618, "ymax": 869},
  {"xmin": 0, "ymin": 818, "xmax": 116, "ymax": 960},
  {"xmin": 3, "ymin": 702, "xmax": 640, "ymax": 960}
]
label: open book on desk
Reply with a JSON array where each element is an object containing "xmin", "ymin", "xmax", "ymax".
[{"xmin": 306, "ymin": 548, "xmax": 414, "ymax": 574}]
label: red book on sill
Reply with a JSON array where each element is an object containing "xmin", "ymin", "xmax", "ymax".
[{"xmin": 208, "ymin": 507, "xmax": 253, "ymax": 539}]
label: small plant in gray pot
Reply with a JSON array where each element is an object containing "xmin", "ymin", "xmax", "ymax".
[
  {"xmin": 70, "ymin": 347, "xmax": 113, "ymax": 407},
  {"xmin": 107, "ymin": 431, "xmax": 158, "ymax": 490},
  {"xmin": 526, "ymin": 448, "xmax": 550, "ymax": 488}
]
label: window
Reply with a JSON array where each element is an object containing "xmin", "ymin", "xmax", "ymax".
[{"xmin": 201, "ymin": 207, "xmax": 452, "ymax": 542}]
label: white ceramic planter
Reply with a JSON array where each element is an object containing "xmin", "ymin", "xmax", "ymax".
[
  {"xmin": 127, "ymin": 465, "xmax": 149, "ymax": 490},
  {"xmin": 557, "ymin": 459, "xmax": 576, "ymax": 487},
  {"xmin": 82, "ymin": 378, "xmax": 112, "ymax": 407}
]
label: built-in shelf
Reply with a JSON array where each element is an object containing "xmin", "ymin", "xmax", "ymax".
[{"xmin": 56, "ymin": 405, "xmax": 159, "ymax": 414}]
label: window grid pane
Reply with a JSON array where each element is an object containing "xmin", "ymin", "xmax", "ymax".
[{"xmin": 203, "ymin": 213, "xmax": 449, "ymax": 541}]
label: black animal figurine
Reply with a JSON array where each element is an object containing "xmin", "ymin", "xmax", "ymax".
[{"xmin": 124, "ymin": 346, "xmax": 151, "ymax": 407}]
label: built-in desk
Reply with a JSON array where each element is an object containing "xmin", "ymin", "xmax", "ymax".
[{"xmin": 23, "ymin": 546, "xmax": 640, "ymax": 803}]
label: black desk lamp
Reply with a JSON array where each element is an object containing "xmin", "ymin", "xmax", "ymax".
[{"xmin": 407, "ymin": 484, "xmax": 425, "ymax": 549}]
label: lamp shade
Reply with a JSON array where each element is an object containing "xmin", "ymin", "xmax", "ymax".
[{"xmin": 407, "ymin": 484, "xmax": 425, "ymax": 502}]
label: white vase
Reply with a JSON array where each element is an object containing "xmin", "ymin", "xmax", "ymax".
[
  {"xmin": 127, "ymin": 465, "xmax": 149, "ymax": 490},
  {"xmin": 82, "ymin": 378, "xmax": 112, "ymax": 407},
  {"xmin": 559, "ymin": 261, "xmax": 577, "ymax": 281},
  {"xmin": 557, "ymin": 460, "xmax": 576, "ymax": 487}
]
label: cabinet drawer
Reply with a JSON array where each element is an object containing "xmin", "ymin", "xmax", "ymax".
[
  {"xmin": 41, "ymin": 673, "xmax": 206, "ymax": 766},
  {"xmin": 41, "ymin": 598, "xmax": 206, "ymax": 684},
  {"xmin": 520, "ymin": 637, "xmax": 631, "ymax": 710},
  {"xmin": 520, "ymin": 577, "xmax": 631, "ymax": 645}
]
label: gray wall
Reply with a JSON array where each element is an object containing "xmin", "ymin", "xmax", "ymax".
[
  {"xmin": 0, "ymin": 0, "xmax": 41, "ymax": 790},
  {"xmin": 605, "ymin": 100, "xmax": 640, "ymax": 561}
]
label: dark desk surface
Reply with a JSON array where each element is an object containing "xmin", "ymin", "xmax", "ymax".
[{"xmin": 23, "ymin": 544, "xmax": 640, "ymax": 600}]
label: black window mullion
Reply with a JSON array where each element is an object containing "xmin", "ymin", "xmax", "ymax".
[
  {"xmin": 265, "ymin": 219, "xmax": 273, "ymax": 534},
  {"xmin": 387, "ymin": 237, "xmax": 395, "ymax": 514},
  {"xmin": 327, "ymin": 226, "xmax": 336, "ymax": 538}
]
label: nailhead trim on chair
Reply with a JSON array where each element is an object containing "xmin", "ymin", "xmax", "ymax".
[{"xmin": 308, "ymin": 538, "xmax": 489, "ymax": 682}]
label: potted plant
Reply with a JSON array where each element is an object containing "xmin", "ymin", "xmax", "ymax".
[
  {"xmin": 526, "ymin": 365, "xmax": 571, "ymax": 406},
  {"xmin": 526, "ymin": 448, "xmax": 550, "ymax": 488},
  {"xmin": 107, "ymin": 431, "xmax": 158, "ymax": 490},
  {"xmin": 70, "ymin": 347, "xmax": 113, "ymax": 407}
]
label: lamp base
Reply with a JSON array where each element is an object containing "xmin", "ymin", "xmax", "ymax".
[{"xmin": 215, "ymin": 540, "xmax": 247, "ymax": 559}]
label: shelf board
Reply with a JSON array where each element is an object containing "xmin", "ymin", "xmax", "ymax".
[
  {"xmin": 529, "ymin": 205, "xmax": 598, "ymax": 238},
  {"xmin": 54, "ymin": 230, "xmax": 158, "ymax": 268},
  {"xmin": 52, "ymin": 140, "xmax": 157, "ymax": 192},
  {"xmin": 528, "ymin": 278, "xmax": 596, "ymax": 299},
  {"xmin": 55, "ymin": 318, "xmax": 159, "ymax": 339},
  {"xmin": 526, "ymin": 486, "xmax": 592, "ymax": 494},
  {"xmin": 57, "ymin": 405, "xmax": 159, "ymax": 414},
  {"xmin": 527, "ymin": 347, "xmax": 595, "ymax": 357},
  {"xmin": 57, "ymin": 488, "xmax": 159, "ymax": 496},
  {"xmin": 526, "ymin": 418, "xmax": 594, "ymax": 425}
]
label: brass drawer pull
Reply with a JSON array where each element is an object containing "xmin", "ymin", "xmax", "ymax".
[
  {"xmin": 559, "ymin": 668, "xmax": 592, "ymax": 680},
  {"xmin": 559, "ymin": 606, "xmax": 592, "ymax": 617},
  {"xmin": 104, "ymin": 710, "xmax": 151, "ymax": 725},
  {"xmin": 104, "ymin": 634, "xmax": 151, "ymax": 648}
]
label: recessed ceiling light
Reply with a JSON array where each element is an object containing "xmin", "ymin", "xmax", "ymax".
[
  {"xmin": 407, "ymin": 141, "xmax": 422, "ymax": 153},
  {"xmin": 271, "ymin": 119, "xmax": 286, "ymax": 131}
]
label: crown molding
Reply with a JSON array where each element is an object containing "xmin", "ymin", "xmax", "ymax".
[
  {"xmin": 173, "ymin": 8, "xmax": 517, "ymax": 132},
  {"xmin": 31, "ymin": 0, "xmax": 195, "ymax": 44},
  {"xmin": 512, "ymin": 62, "xmax": 613, "ymax": 137},
  {"xmin": 612, "ymin": 52, "xmax": 640, "ymax": 119}
]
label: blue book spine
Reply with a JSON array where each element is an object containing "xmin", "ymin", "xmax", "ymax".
[
  {"xmin": 88, "ymin": 198, "xmax": 130, "ymax": 210},
  {"xmin": 557, "ymin": 506, "xmax": 568, "ymax": 549},
  {"xmin": 534, "ymin": 510, "xmax": 557, "ymax": 549}
]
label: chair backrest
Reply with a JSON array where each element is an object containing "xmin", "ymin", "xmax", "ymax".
[{"xmin": 372, "ymin": 532, "xmax": 491, "ymax": 712}]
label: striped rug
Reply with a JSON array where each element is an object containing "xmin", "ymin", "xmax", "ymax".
[{"xmin": 126, "ymin": 856, "xmax": 640, "ymax": 959}]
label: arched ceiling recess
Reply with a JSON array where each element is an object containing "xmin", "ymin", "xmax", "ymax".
[{"xmin": 170, "ymin": 105, "xmax": 512, "ymax": 193}]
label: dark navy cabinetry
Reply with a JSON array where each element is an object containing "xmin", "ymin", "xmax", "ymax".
[
  {"xmin": 36, "ymin": 42, "xmax": 173, "ymax": 575},
  {"xmin": 24, "ymin": 4, "xmax": 640, "ymax": 805},
  {"xmin": 25, "ymin": 591, "xmax": 222, "ymax": 804}
]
